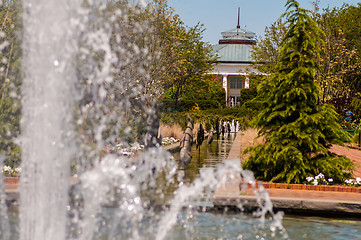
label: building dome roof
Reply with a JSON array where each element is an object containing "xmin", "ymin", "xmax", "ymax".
[
  {"xmin": 212, "ymin": 7, "xmax": 257, "ymax": 64},
  {"xmin": 221, "ymin": 28, "xmax": 256, "ymax": 40},
  {"xmin": 213, "ymin": 43, "xmax": 253, "ymax": 63},
  {"xmin": 213, "ymin": 27, "xmax": 256, "ymax": 63}
]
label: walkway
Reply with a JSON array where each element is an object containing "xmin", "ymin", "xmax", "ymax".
[{"xmin": 330, "ymin": 144, "xmax": 361, "ymax": 177}]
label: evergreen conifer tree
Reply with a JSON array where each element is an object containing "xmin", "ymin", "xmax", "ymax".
[{"xmin": 243, "ymin": 0, "xmax": 354, "ymax": 184}]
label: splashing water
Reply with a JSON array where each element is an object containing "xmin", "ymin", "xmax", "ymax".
[
  {"xmin": 11, "ymin": 0, "xmax": 287, "ymax": 239},
  {"xmin": 0, "ymin": 155, "xmax": 10, "ymax": 239},
  {"xmin": 20, "ymin": 0, "xmax": 81, "ymax": 239}
]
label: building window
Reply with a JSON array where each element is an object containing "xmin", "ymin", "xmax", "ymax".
[
  {"xmin": 236, "ymin": 96, "xmax": 241, "ymax": 105},
  {"xmin": 229, "ymin": 96, "xmax": 241, "ymax": 107},
  {"xmin": 230, "ymin": 76, "xmax": 243, "ymax": 89}
]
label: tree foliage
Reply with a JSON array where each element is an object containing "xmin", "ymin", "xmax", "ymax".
[
  {"xmin": 71, "ymin": 0, "xmax": 219, "ymax": 164},
  {"xmin": 162, "ymin": 23, "xmax": 218, "ymax": 109},
  {"xmin": 252, "ymin": 3, "xmax": 361, "ymax": 115},
  {"xmin": 329, "ymin": 3, "xmax": 361, "ymax": 58},
  {"xmin": 181, "ymin": 74, "xmax": 224, "ymax": 103},
  {"xmin": 239, "ymin": 74, "xmax": 263, "ymax": 112},
  {"xmin": 107, "ymin": 0, "xmax": 217, "ymax": 109},
  {"xmin": 0, "ymin": 1, "xmax": 21, "ymax": 168},
  {"xmin": 0, "ymin": 0, "xmax": 222, "ymax": 169},
  {"xmin": 243, "ymin": 0, "xmax": 353, "ymax": 184},
  {"xmin": 164, "ymin": 74, "xmax": 225, "ymax": 110},
  {"xmin": 316, "ymin": 4, "xmax": 361, "ymax": 104},
  {"xmin": 251, "ymin": 20, "xmax": 287, "ymax": 74}
]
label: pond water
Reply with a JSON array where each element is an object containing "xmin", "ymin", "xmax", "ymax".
[
  {"xmin": 170, "ymin": 214, "xmax": 361, "ymax": 240},
  {"xmin": 5, "ymin": 207, "xmax": 361, "ymax": 240},
  {"xmin": 172, "ymin": 133, "xmax": 237, "ymax": 184}
]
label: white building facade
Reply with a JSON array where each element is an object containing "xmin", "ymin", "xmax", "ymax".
[{"xmin": 209, "ymin": 26, "xmax": 260, "ymax": 107}]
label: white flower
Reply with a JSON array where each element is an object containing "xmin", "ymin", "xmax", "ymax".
[
  {"xmin": 121, "ymin": 151, "xmax": 132, "ymax": 156},
  {"xmin": 328, "ymin": 178, "xmax": 333, "ymax": 183},
  {"xmin": 313, "ymin": 179, "xmax": 318, "ymax": 186},
  {"xmin": 306, "ymin": 176, "xmax": 314, "ymax": 182},
  {"xmin": 317, "ymin": 173, "xmax": 324, "ymax": 179},
  {"xmin": 356, "ymin": 177, "xmax": 361, "ymax": 185},
  {"xmin": 345, "ymin": 179, "xmax": 354, "ymax": 185},
  {"xmin": 3, "ymin": 165, "xmax": 11, "ymax": 171},
  {"xmin": 3, "ymin": 166, "xmax": 12, "ymax": 173},
  {"xmin": 162, "ymin": 137, "xmax": 179, "ymax": 145}
]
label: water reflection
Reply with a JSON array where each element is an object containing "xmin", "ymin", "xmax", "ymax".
[
  {"xmin": 173, "ymin": 133, "xmax": 236, "ymax": 184},
  {"xmin": 282, "ymin": 215, "xmax": 361, "ymax": 240}
]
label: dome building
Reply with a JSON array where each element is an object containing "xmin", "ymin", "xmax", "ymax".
[{"xmin": 209, "ymin": 9, "xmax": 260, "ymax": 107}]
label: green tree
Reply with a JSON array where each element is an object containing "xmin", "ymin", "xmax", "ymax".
[
  {"xmin": 163, "ymin": 22, "xmax": 218, "ymax": 109},
  {"xmin": 180, "ymin": 74, "xmax": 225, "ymax": 109},
  {"xmin": 316, "ymin": 4, "xmax": 361, "ymax": 104},
  {"xmin": 107, "ymin": 0, "xmax": 217, "ymax": 109},
  {"xmin": 239, "ymin": 74, "xmax": 263, "ymax": 111},
  {"xmin": 0, "ymin": 1, "xmax": 21, "ymax": 168},
  {"xmin": 128, "ymin": 0, "xmax": 187, "ymax": 104},
  {"xmin": 251, "ymin": 19, "xmax": 287, "ymax": 74},
  {"xmin": 332, "ymin": 4, "xmax": 361, "ymax": 58},
  {"xmin": 74, "ymin": 0, "xmax": 218, "ymax": 157},
  {"xmin": 243, "ymin": 0, "xmax": 353, "ymax": 184},
  {"xmin": 252, "ymin": 4, "xmax": 361, "ymax": 112}
]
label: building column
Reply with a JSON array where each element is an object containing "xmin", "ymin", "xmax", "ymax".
[
  {"xmin": 245, "ymin": 77, "xmax": 250, "ymax": 89},
  {"xmin": 222, "ymin": 75, "xmax": 228, "ymax": 106}
]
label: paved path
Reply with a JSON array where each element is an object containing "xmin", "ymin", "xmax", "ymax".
[
  {"xmin": 227, "ymin": 131, "xmax": 243, "ymax": 160},
  {"xmin": 330, "ymin": 144, "xmax": 361, "ymax": 177}
]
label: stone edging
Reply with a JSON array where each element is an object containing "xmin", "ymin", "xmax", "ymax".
[
  {"xmin": 261, "ymin": 182, "xmax": 361, "ymax": 193},
  {"xmin": 163, "ymin": 142, "xmax": 180, "ymax": 153},
  {"xmin": 213, "ymin": 197, "xmax": 361, "ymax": 217},
  {"xmin": 5, "ymin": 177, "xmax": 19, "ymax": 185}
]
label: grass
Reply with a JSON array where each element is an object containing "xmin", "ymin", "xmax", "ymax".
[{"xmin": 159, "ymin": 123, "xmax": 184, "ymax": 140}]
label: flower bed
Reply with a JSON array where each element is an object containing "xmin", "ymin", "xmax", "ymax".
[
  {"xmin": 261, "ymin": 182, "xmax": 361, "ymax": 193},
  {"xmin": 306, "ymin": 173, "xmax": 361, "ymax": 187},
  {"xmin": 2, "ymin": 166, "xmax": 21, "ymax": 177},
  {"xmin": 161, "ymin": 137, "xmax": 179, "ymax": 146}
]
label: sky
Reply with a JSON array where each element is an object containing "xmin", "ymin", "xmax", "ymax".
[{"xmin": 166, "ymin": 0, "xmax": 361, "ymax": 45}]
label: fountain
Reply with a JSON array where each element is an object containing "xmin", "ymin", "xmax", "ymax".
[
  {"xmin": 1, "ymin": 0, "xmax": 286, "ymax": 239},
  {"xmin": 20, "ymin": 1, "xmax": 81, "ymax": 239},
  {"xmin": 230, "ymin": 120, "xmax": 235, "ymax": 133},
  {"xmin": 0, "ymin": 1, "xmax": 360, "ymax": 238}
]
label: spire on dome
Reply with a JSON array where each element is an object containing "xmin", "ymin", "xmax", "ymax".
[
  {"xmin": 236, "ymin": 7, "xmax": 240, "ymax": 29},
  {"xmin": 218, "ymin": 7, "xmax": 255, "ymax": 44}
]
